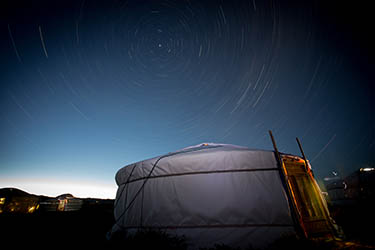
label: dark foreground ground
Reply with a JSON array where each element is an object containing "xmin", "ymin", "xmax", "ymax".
[{"xmin": 1, "ymin": 203, "xmax": 374, "ymax": 250}]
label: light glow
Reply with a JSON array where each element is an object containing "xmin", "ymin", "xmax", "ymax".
[
  {"xmin": 0, "ymin": 177, "xmax": 116, "ymax": 199},
  {"xmin": 28, "ymin": 205, "xmax": 37, "ymax": 213},
  {"xmin": 360, "ymin": 167, "xmax": 374, "ymax": 172}
]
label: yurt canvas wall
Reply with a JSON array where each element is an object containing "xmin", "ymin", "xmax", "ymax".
[{"xmin": 111, "ymin": 143, "xmax": 299, "ymax": 249}]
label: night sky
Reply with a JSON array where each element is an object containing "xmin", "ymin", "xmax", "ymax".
[{"xmin": 1, "ymin": 0, "xmax": 373, "ymax": 198}]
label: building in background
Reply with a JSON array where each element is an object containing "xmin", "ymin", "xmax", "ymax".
[
  {"xmin": 324, "ymin": 167, "xmax": 375, "ymax": 241},
  {"xmin": 56, "ymin": 194, "xmax": 83, "ymax": 211},
  {"xmin": 39, "ymin": 194, "xmax": 83, "ymax": 212},
  {"xmin": 324, "ymin": 167, "xmax": 375, "ymax": 206}
]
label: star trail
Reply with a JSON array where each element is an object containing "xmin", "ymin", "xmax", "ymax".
[{"xmin": 0, "ymin": 0, "xmax": 373, "ymax": 198}]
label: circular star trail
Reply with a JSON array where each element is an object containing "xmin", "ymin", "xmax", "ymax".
[{"xmin": 0, "ymin": 0, "xmax": 373, "ymax": 196}]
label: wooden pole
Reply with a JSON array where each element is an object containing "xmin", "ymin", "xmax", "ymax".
[
  {"xmin": 296, "ymin": 137, "xmax": 309, "ymax": 172},
  {"xmin": 269, "ymin": 130, "xmax": 283, "ymax": 167},
  {"xmin": 296, "ymin": 138, "xmax": 307, "ymax": 163}
]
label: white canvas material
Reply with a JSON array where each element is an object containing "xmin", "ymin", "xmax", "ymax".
[{"xmin": 111, "ymin": 143, "xmax": 297, "ymax": 249}]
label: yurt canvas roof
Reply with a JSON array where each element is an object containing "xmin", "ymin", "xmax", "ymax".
[
  {"xmin": 112, "ymin": 143, "xmax": 299, "ymax": 249},
  {"xmin": 115, "ymin": 143, "xmax": 281, "ymax": 185}
]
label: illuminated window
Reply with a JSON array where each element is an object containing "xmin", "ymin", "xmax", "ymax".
[{"xmin": 0, "ymin": 197, "xmax": 5, "ymax": 205}]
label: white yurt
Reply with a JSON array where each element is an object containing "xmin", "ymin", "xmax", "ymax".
[{"xmin": 110, "ymin": 143, "xmax": 335, "ymax": 249}]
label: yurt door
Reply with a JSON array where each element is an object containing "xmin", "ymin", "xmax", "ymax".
[{"xmin": 281, "ymin": 156, "xmax": 334, "ymax": 238}]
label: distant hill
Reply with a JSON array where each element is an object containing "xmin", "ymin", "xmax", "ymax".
[
  {"xmin": 0, "ymin": 187, "xmax": 38, "ymax": 197},
  {"xmin": 0, "ymin": 187, "xmax": 114, "ymax": 214},
  {"xmin": 0, "ymin": 187, "xmax": 114, "ymax": 200}
]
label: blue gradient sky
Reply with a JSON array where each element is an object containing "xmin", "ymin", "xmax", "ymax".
[{"xmin": 1, "ymin": 0, "xmax": 373, "ymax": 198}]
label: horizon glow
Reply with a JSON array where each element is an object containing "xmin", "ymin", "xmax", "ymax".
[{"xmin": 0, "ymin": 177, "xmax": 117, "ymax": 199}]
